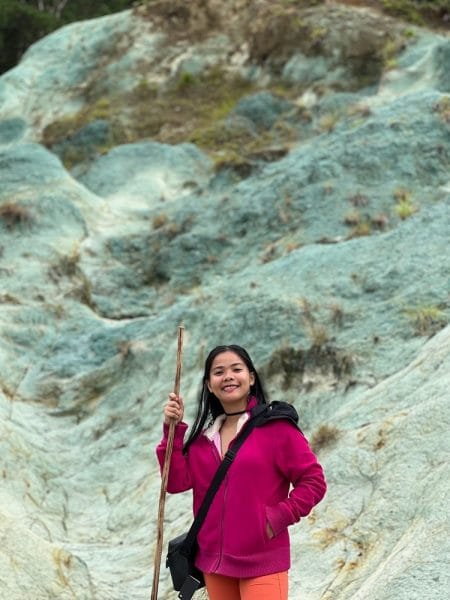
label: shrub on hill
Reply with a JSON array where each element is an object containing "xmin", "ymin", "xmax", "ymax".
[{"xmin": 0, "ymin": 0, "xmax": 135, "ymax": 74}]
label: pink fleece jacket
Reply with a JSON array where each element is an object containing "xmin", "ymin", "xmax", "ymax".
[{"xmin": 156, "ymin": 411, "xmax": 326, "ymax": 578}]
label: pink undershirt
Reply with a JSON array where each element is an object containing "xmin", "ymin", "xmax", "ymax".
[{"xmin": 209, "ymin": 412, "xmax": 250, "ymax": 457}]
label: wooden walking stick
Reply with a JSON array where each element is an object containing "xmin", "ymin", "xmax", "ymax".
[{"xmin": 151, "ymin": 325, "xmax": 185, "ymax": 600}]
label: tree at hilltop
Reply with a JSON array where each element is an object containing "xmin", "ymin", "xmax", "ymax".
[{"xmin": 0, "ymin": 0, "xmax": 135, "ymax": 74}]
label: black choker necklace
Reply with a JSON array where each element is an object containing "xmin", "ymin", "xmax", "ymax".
[{"xmin": 224, "ymin": 409, "xmax": 247, "ymax": 416}]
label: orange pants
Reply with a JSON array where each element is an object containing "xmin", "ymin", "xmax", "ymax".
[{"xmin": 204, "ymin": 571, "xmax": 288, "ymax": 600}]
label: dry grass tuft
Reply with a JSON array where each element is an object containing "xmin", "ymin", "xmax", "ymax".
[
  {"xmin": 0, "ymin": 203, "xmax": 33, "ymax": 228},
  {"xmin": 310, "ymin": 423, "xmax": 340, "ymax": 453}
]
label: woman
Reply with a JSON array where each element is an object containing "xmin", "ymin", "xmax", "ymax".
[{"xmin": 157, "ymin": 344, "xmax": 327, "ymax": 600}]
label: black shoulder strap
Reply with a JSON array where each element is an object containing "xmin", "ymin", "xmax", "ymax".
[{"xmin": 181, "ymin": 409, "xmax": 265, "ymax": 554}]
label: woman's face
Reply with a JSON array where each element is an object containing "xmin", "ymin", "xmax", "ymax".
[{"xmin": 207, "ymin": 351, "xmax": 255, "ymax": 411}]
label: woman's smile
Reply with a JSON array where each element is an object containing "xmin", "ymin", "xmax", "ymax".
[{"xmin": 222, "ymin": 384, "xmax": 239, "ymax": 393}]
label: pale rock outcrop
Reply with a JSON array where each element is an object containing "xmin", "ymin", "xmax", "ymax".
[{"xmin": 0, "ymin": 1, "xmax": 449, "ymax": 598}]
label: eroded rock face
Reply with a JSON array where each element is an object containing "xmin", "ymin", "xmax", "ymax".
[{"xmin": 0, "ymin": 1, "xmax": 449, "ymax": 598}]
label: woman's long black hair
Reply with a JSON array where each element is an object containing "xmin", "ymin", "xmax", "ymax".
[{"xmin": 183, "ymin": 345, "xmax": 268, "ymax": 454}]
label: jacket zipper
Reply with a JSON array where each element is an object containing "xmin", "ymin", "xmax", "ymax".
[
  {"xmin": 215, "ymin": 472, "xmax": 228, "ymax": 572},
  {"xmin": 206, "ymin": 438, "xmax": 228, "ymax": 572}
]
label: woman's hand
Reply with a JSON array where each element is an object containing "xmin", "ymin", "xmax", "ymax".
[
  {"xmin": 266, "ymin": 522, "xmax": 275, "ymax": 539},
  {"xmin": 163, "ymin": 392, "xmax": 184, "ymax": 425}
]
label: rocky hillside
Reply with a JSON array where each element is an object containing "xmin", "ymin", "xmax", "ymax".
[{"xmin": 0, "ymin": 1, "xmax": 449, "ymax": 598}]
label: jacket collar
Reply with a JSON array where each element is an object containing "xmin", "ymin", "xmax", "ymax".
[{"xmin": 204, "ymin": 395, "xmax": 257, "ymax": 440}]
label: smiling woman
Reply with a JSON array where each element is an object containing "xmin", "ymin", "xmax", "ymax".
[
  {"xmin": 207, "ymin": 351, "xmax": 256, "ymax": 415},
  {"xmin": 157, "ymin": 344, "xmax": 327, "ymax": 600}
]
